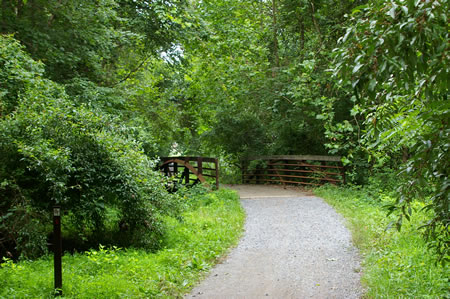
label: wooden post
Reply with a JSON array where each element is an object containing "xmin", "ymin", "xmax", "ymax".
[
  {"xmin": 163, "ymin": 163, "xmax": 169, "ymax": 176},
  {"xmin": 197, "ymin": 157, "xmax": 203, "ymax": 176},
  {"xmin": 271, "ymin": 159, "xmax": 285, "ymax": 186},
  {"xmin": 342, "ymin": 164, "xmax": 346, "ymax": 184},
  {"xmin": 241, "ymin": 160, "xmax": 246, "ymax": 184},
  {"xmin": 214, "ymin": 158, "xmax": 219, "ymax": 190},
  {"xmin": 183, "ymin": 158, "xmax": 190, "ymax": 185},
  {"xmin": 321, "ymin": 160, "xmax": 327, "ymax": 185},
  {"xmin": 256, "ymin": 162, "xmax": 259, "ymax": 185}
]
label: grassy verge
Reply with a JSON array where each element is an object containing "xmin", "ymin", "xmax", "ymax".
[
  {"xmin": 0, "ymin": 189, "xmax": 245, "ymax": 298},
  {"xmin": 315, "ymin": 185, "xmax": 449, "ymax": 298}
]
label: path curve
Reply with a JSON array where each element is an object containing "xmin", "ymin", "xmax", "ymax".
[{"xmin": 187, "ymin": 185, "xmax": 363, "ymax": 299}]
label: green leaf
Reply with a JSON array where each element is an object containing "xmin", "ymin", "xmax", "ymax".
[
  {"xmin": 387, "ymin": 5, "xmax": 397, "ymax": 19},
  {"xmin": 368, "ymin": 79, "xmax": 377, "ymax": 91},
  {"xmin": 401, "ymin": 5, "xmax": 408, "ymax": 15},
  {"xmin": 352, "ymin": 63, "xmax": 363, "ymax": 74}
]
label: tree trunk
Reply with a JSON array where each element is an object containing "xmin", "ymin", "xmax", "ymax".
[
  {"xmin": 271, "ymin": 0, "xmax": 280, "ymax": 78},
  {"xmin": 309, "ymin": 1, "xmax": 322, "ymax": 43},
  {"xmin": 1, "ymin": 0, "xmax": 6, "ymax": 33},
  {"xmin": 17, "ymin": 0, "xmax": 25, "ymax": 17},
  {"xmin": 300, "ymin": 18, "xmax": 305, "ymax": 50},
  {"xmin": 30, "ymin": 0, "xmax": 36, "ymax": 27},
  {"xmin": 1, "ymin": 0, "xmax": 12, "ymax": 33}
]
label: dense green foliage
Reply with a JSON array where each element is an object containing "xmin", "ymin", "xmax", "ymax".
[
  {"xmin": 0, "ymin": 0, "xmax": 192, "ymax": 258},
  {"xmin": 0, "ymin": 0, "xmax": 447, "ymax": 267},
  {"xmin": 0, "ymin": 35, "xmax": 177, "ymax": 258},
  {"xmin": 316, "ymin": 185, "xmax": 449, "ymax": 298},
  {"xmin": 0, "ymin": 189, "xmax": 245, "ymax": 297},
  {"xmin": 333, "ymin": 0, "xmax": 449, "ymax": 260},
  {"xmin": 183, "ymin": 0, "xmax": 361, "ymax": 160},
  {"xmin": 0, "ymin": 0, "xmax": 183, "ymax": 84}
]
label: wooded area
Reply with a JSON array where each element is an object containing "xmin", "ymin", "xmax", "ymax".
[{"xmin": 0, "ymin": 0, "xmax": 448, "ymax": 262}]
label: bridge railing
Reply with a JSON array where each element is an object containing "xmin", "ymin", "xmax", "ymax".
[
  {"xmin": 160, "ymin": 157, "xmax": 219, "ymax": 189},
  {"xmin": 241, "ymin": 155, "xmax": 345, "ymax": 186}
]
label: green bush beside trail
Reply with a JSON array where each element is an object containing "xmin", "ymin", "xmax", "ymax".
[{"xmin": 0, "ymin": 189, "xmax": 245, "ymax": 298}]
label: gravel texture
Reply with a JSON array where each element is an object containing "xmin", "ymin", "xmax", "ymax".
[{"xmin": 187, "ymin": 185, "xmax": 362, "ymax": 299}]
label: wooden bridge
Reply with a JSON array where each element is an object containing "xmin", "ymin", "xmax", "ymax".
[
  {"xmin": 159, "ymin": 157, "xmax": 219, "ymax": 189},
  {"xmin": 241, "ymin": 155, "xmax": 345, "ymax": 186},
  {"xmin": 159, "ymin": 155, "xmax": 344, "ymax": 189}
]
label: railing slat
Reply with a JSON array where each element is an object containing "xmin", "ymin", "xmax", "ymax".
[
  {"xmin": 247, "ymin": 155, "xmax": 342, "ymax": 162},
  {"xmin": 242, "ymin": 155, "xmax": 344, "ymax": 186}
]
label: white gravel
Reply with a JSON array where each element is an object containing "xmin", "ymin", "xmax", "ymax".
[{"xmin": 186, "ymin": 185, "xmax": 363, "ymax": 299}]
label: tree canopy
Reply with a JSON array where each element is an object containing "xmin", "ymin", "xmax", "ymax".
[{"xmin": 1, "ymin": 0, "xmax": 448, "ymax": 261}]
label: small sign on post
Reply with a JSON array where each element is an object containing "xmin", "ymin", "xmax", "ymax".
[{"xmin": 53, "ymin": 206, "xmax": 62, "ymax": 296}]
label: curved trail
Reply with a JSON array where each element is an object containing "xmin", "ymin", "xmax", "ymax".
[{"xmin": 187, "ymin": 185, "xmax": 362, "ymax": 299}]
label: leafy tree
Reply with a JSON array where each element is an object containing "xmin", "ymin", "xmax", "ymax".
[
  {"xmin": 177, "ymin": 0, "xmax": 361, "ymax": 165},
  {"xmin": 0, "ymin": 35, "xmax": 177, "ymax": 258},
  {"xmin": 0, "ymin": 0, "xmax": 185, "ymax": 84},
  {"xmin": 120, "ymin": 58, "xmax": 188, "ymax": 156},
  {"xmin": 334, "ymin": 0, "xmax": 449, "ymax": 261}
]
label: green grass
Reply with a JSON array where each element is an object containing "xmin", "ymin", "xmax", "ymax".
[
  {"xmin": 315, "ymin": 185, "xmax": 449, "ymax": 299},
  {"xmin": 0, "ymin": 189, "xmax": 245, "ymax": 298}
]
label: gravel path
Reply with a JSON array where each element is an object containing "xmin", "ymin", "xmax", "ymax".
[{"xmin": 187, "ymin": 185, "xmax": 362, "ymax": 299}]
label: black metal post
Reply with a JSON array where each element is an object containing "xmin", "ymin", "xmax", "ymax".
[{"xmin": 53, "ymin": 206, "xmax": 62, "ymax": 296}]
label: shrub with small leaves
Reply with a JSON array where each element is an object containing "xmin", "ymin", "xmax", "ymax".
[{"xmin": 0, "ymin": 35, "xmax": 178, "ymax": 259}]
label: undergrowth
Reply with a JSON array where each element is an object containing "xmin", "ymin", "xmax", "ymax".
[
  {"xmin": 315, "ymin": 185, "xmax": 449, "ymax": 299},
  {"xmin": 0, "ymin": 188, "xmax": 245, "ymax": 298}
]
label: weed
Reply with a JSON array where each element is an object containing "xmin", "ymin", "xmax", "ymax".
[
  {"xmin": 0, "ymin": 189, "xmax": 245, "ymax": 298},
  {"xmin": 315, "ymin": 185, "xmax": 449, "ymax": 298}
]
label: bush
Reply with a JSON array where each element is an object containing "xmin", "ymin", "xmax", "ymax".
[
  {"xmin": 0, "ymin": 35, "xmax": 177, "ymax": 259},
  {"xmin": 0, "ymin": 189, "xmax": 245, "ymax": 298}
]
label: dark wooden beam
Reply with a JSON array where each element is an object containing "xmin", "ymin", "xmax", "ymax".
[{"xmin": 245, "ymin": 155, "xmax": 342, "ymax": 162}]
